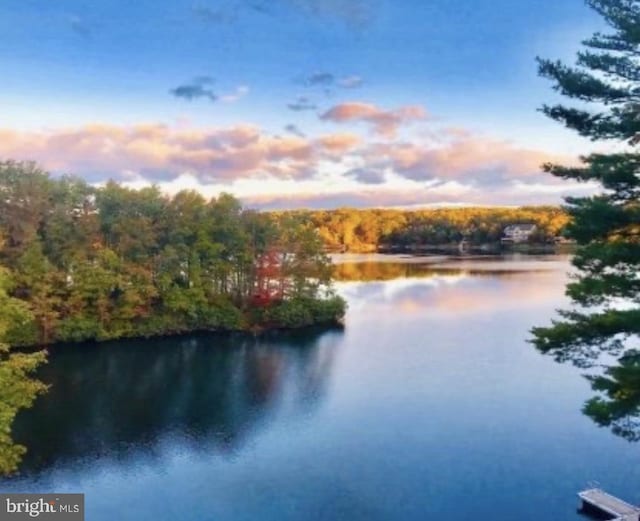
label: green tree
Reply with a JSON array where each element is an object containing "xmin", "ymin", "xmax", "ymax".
[
  {"xmin": 583, "ymin": 353, "xmax": 640, "ymax": 441},
  {"xmin": 0, "ymin": 161, "xmax": 53, "ymax": 264},
  {"xmin": 0, "ymin": 163, "xmax": 345, "ymax": 346},
  {"xmin": 15, "ymin": 243, "xmax": 63, "ymax": 346},
  {"xmin": 531, "ymin": 0, "xmax": 640, "ymax": 436},
  {"xmin": 0, "ymin": 268, "xmax": 47, "ymax": 475}
]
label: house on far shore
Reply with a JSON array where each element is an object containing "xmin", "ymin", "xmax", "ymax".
[{"xmin": 501, "ymin": 223, "xmax": 537, "ymax": 244}]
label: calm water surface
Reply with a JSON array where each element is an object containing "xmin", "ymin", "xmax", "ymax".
[{"xmin": 4, "ymin": 255, "xmax": 640, "ymax": 520}]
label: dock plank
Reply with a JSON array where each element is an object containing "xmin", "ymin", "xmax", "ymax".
[{"xmin": 579, "ymin": 488, "xmax": 640, "ymax": 520}]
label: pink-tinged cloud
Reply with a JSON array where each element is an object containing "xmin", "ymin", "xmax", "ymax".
[
  {"xmin": 317, "ymin": 133, "xmax": 361, "ymax": 154},
  {"xmin": 364, "ymin": 136, "xmax": 576, "ymax": 185},
  {"xmin": 240, "ymin": 182, "xmax": 595, "ymax": 210},
  {"xmin": 321, "ymin": 102, "xmax": 427, "ymax": 137},
  {"xmin": 0, "ymin": 122, "xmax": 590, "ymax": 209},
  {"xmin": 0, "ymin": 124, "xmax": 358, "ymax": 183}
]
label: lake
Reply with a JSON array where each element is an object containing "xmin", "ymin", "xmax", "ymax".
[{"xmin": 3, "ymin": 254, "xmax": 640, "ymax": 520}]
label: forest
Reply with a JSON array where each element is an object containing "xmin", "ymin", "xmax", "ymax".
[
  {"xmin": 282, "ymin": 206, "xmax": 570, "ymax": 252},
  {"xmin": 0, "ymin": 161, "xmax": 346, "ymax": 348},
  {"xmin": 0, "ymin": 160, "xmax": 573, "ymax": 348}
]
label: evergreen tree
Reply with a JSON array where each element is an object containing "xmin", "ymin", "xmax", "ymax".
[
  {"xmin": 532, "ymin": 0, "xmax": 640, "ymax": 366},
  {"xmin": 532, "ymin": 0, "xmax": 640, "ymax": 434},
  {"xmin": 582, "ymin": 352, "xmax": 640, "ymax": 441}
]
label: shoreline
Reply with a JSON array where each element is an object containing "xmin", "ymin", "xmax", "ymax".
[
  {"xmin": 330, "ymin": 247, "xmax": 575, "ymax": 265},
  {"xmin": 327, "ymin": 243, "xmax": 576, "ymax": 255},
  {"xmin": 16, "ymin": 316, "xmax": 346, "ymax": 352}
]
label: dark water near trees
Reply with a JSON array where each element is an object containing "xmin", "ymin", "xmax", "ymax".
[{"xmin": 3, "ymin": 255, "xmax": 640, "ymax": 520}]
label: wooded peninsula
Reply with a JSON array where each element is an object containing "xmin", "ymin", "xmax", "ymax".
[
  {"xmin": 0, "ymin": 160, "xmax": 570, "ymax": 348},
  {"xmin": 0, "ymin": 161, "xmax": 346, "ymax": 347}
]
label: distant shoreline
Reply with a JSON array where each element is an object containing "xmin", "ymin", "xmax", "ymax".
[{"xmin": 327, "ymin": 242, "xmax": 577, "ymax": 255}]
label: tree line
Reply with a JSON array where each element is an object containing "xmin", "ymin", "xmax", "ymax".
[{"xmin": 277, "ymin": 206, "xmax": 570, "ymax": 252}]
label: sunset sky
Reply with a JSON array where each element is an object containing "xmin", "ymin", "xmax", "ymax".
[{"xmin": 1, "ymin": 0, "xmax": 606, "ymax": 208}]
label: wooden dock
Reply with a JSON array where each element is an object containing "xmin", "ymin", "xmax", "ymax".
[{"xmin": 579, "ymin": 488, "xmax": 640, "ymax": 521}]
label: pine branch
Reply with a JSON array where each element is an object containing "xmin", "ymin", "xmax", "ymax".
[
  {"xmin": 540, "ymin": 103, "xmax": 640, "ymax": 142},
  {"xmin": 577, "ymin": 51, "xmax": 640, "ymax": 82},
  {"xmin": 532, "ymin": 308, "xmax": 640, "ymax": 366},
  {"xmin": 538, "ymin": 58, "xmax": 634, "ymax": 103}
]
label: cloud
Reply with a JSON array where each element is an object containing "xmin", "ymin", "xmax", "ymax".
[
  {"xmin": 0, "ymin": 120, "xmax": 590, "ymax": 210},
  {"xmin": 304, "ymin": 72, "xmax": 335, "ymax": 87},
  {"xmin": 345, "ymin": 167, "xmax": 386, "ymax": 184},
  {"xmin": 220, "ymin": 85, "xmax": 250, "ymax": 103},
  {"xmin": 296, "ymin": 72, "xmax": 364, "ymax": 94},
  {"xmin": 192, "ymin": 5, "xmax": 239, "ymax": 24},
  {"xmin": 68, "ymin": 15, "xmax": 93, "ymax": 38},
  {"xmin": 284, "ymin": 124, "xmax": 306, "ymax": 138},
  {"xmin": 317, "ymin": 133, "xmax": 361, "ymax": 154},
  {"xmin": 193, "ymin": 75, "xmax": 215, "ymax": 85},
  {"xmin": 241, "ymin": 181, "xmax": 593, "ymax": 210},
  {"xmin": 170, "ymin": 77, "xmax": 218, "ymax": 102},
  {"xmin": 321, "ymin": 102, "xmax": 427, "ymax": 137},
  {"xmin": 285, "ymin": 0, "xmax": 375, "ymax": 27},
  {"xmin": 287, "ymin": 96, "xmax": 317, "ymax": 111},
  {"xmin": 170, "ymin": 78, "xmax": 248, "ymax": 104},
  {"xmin": 191, "ymin": 1, "xmax": 374, "ymax": 28},
  {"xmin": 0, "ymin": 124, "xmax": 366, "ymax": 184},
  {"xmin": 192, "ymin": 1, "xmax": 274, "ymax": 24},
  {"xmin": 365, "ymin": 135, "xmax": 575, "ymax": 185},
  {"xmin": 337, "ymin": 75, "xmax": 364, "ymax": 89}
]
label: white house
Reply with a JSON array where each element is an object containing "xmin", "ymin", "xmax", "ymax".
[{"xmin": 501, "ymin": 224, "xmax": 537, "ymax": 243}]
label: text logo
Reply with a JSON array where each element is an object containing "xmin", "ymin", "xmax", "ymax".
[{"xmin": 0, "ymin": 494, "xmax": 84, "ymax": 520}]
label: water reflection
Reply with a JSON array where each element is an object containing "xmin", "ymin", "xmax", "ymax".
[
  {"xmin": 337, "ymin": 258, "xmax": 640, "ymax": 443},
  {"xmin": 334, "ymin": 261, "xmax": 462, "ymax": 281},
  {"xmin": 333, "ymin": 255, "xmax": 568, "ymax": 282},
  {"xmin": 336, "ymin": 261, "xmax": 568, "ymax": 317},
  {"xmin": 11, "ymin": 328, "xmax": 341, "ymax": 474},
  {"xmin": 4, "ymin": 256, "xmax": 640, "ymax": 521}
]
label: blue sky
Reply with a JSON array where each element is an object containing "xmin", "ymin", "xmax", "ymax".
[{"xmin": 0, "ymin": 0, "xmax": 604, "ymax": 208}]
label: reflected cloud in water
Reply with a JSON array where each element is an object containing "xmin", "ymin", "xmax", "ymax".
[
  {"xmin": 336, "ymin": 259, "xmax": 570, "ymax": 317},
  {"xmin": 332, "ymin": 254, "xmax": 571, "ymax": 282},
  {"xmin": 11, "ymin": 329, "xmax": 342, "ymax": 475}
]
